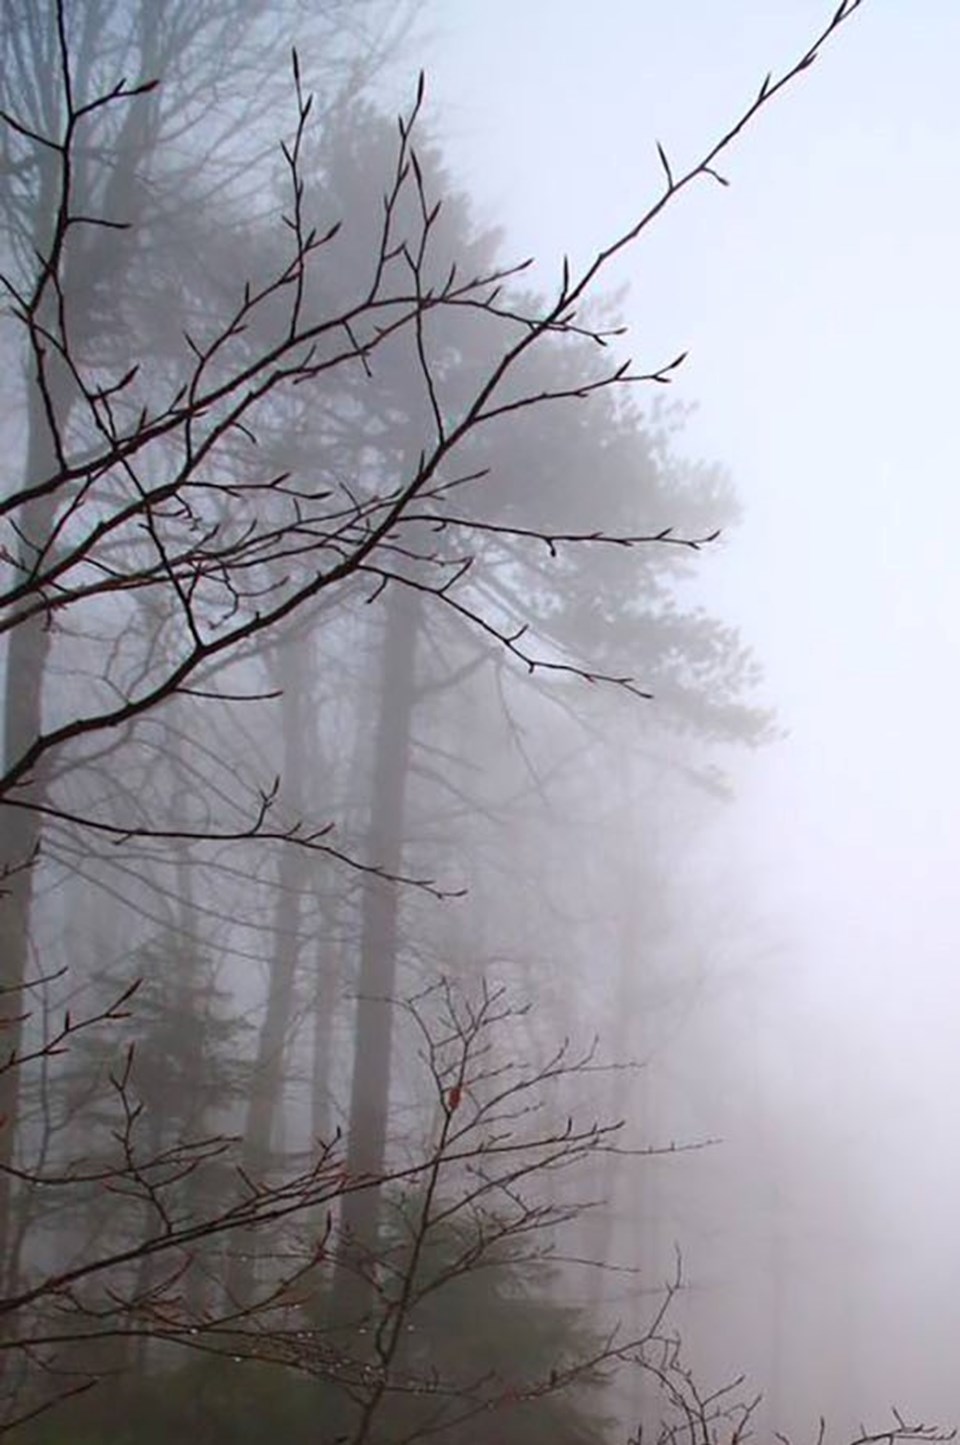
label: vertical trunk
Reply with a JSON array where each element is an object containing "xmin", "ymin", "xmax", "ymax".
[
  {"xmin": 228, "ymin": 642, "xmax": 311, "ymax": 1304},
  {"xmin": 0, "ymin": 380, "xmax": 62, "ymax": 1288},
  {"xmin": 311, "ymin": 939, "xmax": 338, "ymax": 1146},
  {"xmin": 333, "ymin": 584, "xmax": 421, "ymax": 1312},
  {"xmin": 171, "ymin": 835, "xmax": 210, "ymax": 1323},
  {"xmin": 240, "ymin": 845, "xmax": 307, "ymax": 1175}
]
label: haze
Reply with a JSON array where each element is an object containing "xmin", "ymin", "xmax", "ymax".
[
  {"xmin": 430, "ymin": 4, "xmax": 960, "ymax": 1427},
  {"xmin": 1, "ymin": 3, "xmax": 956, "ymax": 1441}
]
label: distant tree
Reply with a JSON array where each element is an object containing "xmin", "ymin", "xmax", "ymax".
[{"xmin": 276, "ymin": 107, "xmax": 776, "ymax": 1309}]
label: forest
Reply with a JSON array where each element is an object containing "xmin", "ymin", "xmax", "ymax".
[{"xmin": 0, "ymin": 2, "xmax": 951, "ymax": 1442}]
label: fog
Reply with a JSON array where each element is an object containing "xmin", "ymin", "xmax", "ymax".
[
  {"xmin": 1, "ymin": 2, "xmax": 957, "ymax": 1441},
  {"xmin": 428, "ymin": 2, "xmax": 960, "ymax": 1430}
]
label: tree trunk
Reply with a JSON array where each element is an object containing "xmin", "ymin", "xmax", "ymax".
[
  {"xmin": 333, "ymin": 583, "xmax": 421, "ymax": 1314},
  {"xmin": 0, "ymin": 378, "xmax": 62, "ymax": 1288},
  {"xmin": 227, "ymin": 641, "xmax": 312, "ymax": 1304}
]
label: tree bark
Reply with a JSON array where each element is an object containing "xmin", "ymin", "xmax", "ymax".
[
  {"xmin": 227, "ymin": 640, "xmax": 313, "ymax": 1304},
  {"xmin": 333, "ymin": 583, "xmax": 421, "ymax": 1314},
  {"xmin": 0, "ymin": 377, "xmax": 63, "ymax": 1287}
]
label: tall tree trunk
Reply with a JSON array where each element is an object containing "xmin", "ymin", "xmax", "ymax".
[
  {"xmin": 333, "ymin": 583, "xmax": 421, "ymax": 1314},
  {"xmin": 0, "ymin": 378, "xmax": 62, "ymax": 1288},
  {"xmin": 228, "ymin": 641, "xmax": 312, "ymax": 1305},
  {"xmin": 311, "ymin": 938, "xmax": 338, "ymax": 1147}
]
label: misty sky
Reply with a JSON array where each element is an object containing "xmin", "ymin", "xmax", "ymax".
[
  {"xmin": 421, "ymin": 0, "xmax": 960, "ymax": 1417},
  {"xmin": 424, "ymin": 0, "xmax": 960, "ymax": 1119}
]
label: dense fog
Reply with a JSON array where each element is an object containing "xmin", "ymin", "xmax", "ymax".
[{"xmin": 1, "ymin": 2, "xmax": 956, "ymax": 1442}]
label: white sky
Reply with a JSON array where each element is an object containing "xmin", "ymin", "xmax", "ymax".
[
  {"xmin": 420, "ymin": 0, "xmax": 960, "ymax": 1423},
  {"xmin": 422, "ymin": 0, "xmax": 960, "ymax": 1085}
]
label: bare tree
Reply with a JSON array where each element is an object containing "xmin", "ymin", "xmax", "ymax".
[
  {"xmin": 0, "ymin": 975, "xmax": 952, "ymax": 1445},
  {"xmin": 0, "ymin": 972, "xmax": 703, "ymax": 1437}
]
